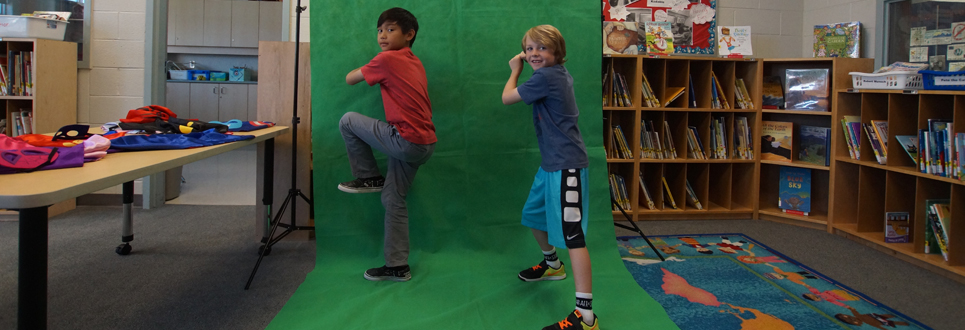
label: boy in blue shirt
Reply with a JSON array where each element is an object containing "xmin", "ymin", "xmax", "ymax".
[
  {"xmin": 340, "ymin": 7, "xmax": 436, "ymax": 282},
  {"xmin": 501, "ymin": 25, "xmax": 599, "ymax": 330}
]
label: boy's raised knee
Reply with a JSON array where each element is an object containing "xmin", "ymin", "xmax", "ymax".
[{"xmin": 339, "ymin": 112, "xmax": 359, "ymax": 129}]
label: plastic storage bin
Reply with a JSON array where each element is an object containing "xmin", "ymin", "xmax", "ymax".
[
  {"xmin": 0, "ymin": 16, "xmax": 68, "ymax": 40},
  {"xmin": 920, "ymin": 70, "xmax": 965, "ymax": 91},
  {"xmin": 187, "ymin": 70, "xmax": 211, "ymax": 81},
  {"xmin": 169, "ymin": 70, "xmax": 189, "ymax": 80},
  {"xmin": 849, "ymin": 71, "xmax": 922, "ymax": 90},
  {"xmin": 210, "ymin": 71, "xmax": 227, "ymax": 81},
  {"xmin": 229, "ymin": 68, "xmax": 250, "ymax": 81}
]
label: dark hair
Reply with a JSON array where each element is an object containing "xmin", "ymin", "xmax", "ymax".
[{"xmin": 377, "ymin": 7, "xmax": 419, "ymax": 47}]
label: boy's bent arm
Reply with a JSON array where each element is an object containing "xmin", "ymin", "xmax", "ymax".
[
  {"xmin": 346, "ymin": 67, "xmax": 365, "ymax": 85},
  {"xmin": 502, "ymin": 52, "xmax": 525, "ymax": 105}
]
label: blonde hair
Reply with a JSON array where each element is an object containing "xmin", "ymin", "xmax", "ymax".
[{"xmin": 521, "ymin": 25, "xmax": 566, "ymax": 65}]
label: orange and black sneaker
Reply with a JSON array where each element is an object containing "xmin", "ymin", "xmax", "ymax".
[
  {"xmin": 541, "ymin": 310, "xmax": 599, "ymax": 330},
  {"xmin": 518, "ymin": 260, "xmax": 567, "ymax": 282}
]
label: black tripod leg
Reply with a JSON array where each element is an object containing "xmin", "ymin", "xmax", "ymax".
[
  {"xmin": 611, "ymin": 196, "xmax": 664, "ymax": 261},
  {"xmin": 245, "ymin": 191, "xmax": 295, "ymax": 290}
]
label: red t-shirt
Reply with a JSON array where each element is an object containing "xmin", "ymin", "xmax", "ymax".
[{"xmin": 361, "ymin": 48, "xmax": 436, "ymax": 145}]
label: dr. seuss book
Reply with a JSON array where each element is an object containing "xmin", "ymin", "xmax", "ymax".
[
  {"xmin": 604, "ymin": 21, "xmax": 642, "ymax": 55},
  {"xmin": 785, "ymin": 69, "xmax": 830, "ymax": 112},
  {"xmin": 799, "ymin": 125, "xmax": 831, "ymax": 166},
  {"xmin": 779, "ymin": 166, "xmax": 811, "ymax": 215},
  {"xmin": 645, "ymin": 21, "xmax": 674, "ymax": 55},
  {"xmin": 813, "ymin": 21, "xmax": 860, "ymax": 58},
  {"xmin": 884, "ymin": 212, "xmax": 911, "ymax": 243},
  {"xmin": 717, "ymin": 26, "xmax": 752, "ymax": 56},
  {"xmin": 761, "ymin": 121, "xmax": 793, "ymax": 162}
]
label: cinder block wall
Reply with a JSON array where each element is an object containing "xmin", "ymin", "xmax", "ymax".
[
  {"xmin": 717, "ymin": 0, "xmax": 805, "ymax": 58},
  {"xmin": 79, "ymin": 0, "xmax": 147, "ymax": 125}
]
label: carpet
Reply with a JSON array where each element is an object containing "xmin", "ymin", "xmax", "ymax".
[{"xmin": 618, "ymin": 234, "xmax": 932, "ymax": 330}]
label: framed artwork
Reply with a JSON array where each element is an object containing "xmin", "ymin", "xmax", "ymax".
[{"xmin": 603, "ymin": 0, "xmax": 717, "ymax": 55}]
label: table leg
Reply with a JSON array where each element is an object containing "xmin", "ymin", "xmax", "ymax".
[
  {"xmin": 262, "ymin": 138, "xmax": 274, "ymax": 243},
  {"xmin": 117, "ymin": 181, "xmax": 134, "ymax": 255},
  {"xmin": 19, "ymin": 206, "xmax": 48, "ymax": 330}
]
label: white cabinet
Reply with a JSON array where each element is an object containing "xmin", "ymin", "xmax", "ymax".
[
  {"xmin": 168, "ymin": 0, "xmax": 282, "ymax": 48},
  {"xmin": 171, "ymin": 82, "xmax": 255, "ymax": 122}
]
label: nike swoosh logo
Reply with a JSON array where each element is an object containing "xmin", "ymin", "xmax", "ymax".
[{"xmin": 566, "ymin": 234, "xmax": 579, "ymax": 240}]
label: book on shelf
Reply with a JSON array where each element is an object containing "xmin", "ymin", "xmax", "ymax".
[
  {"xmin": 710, "ymin": 116, "xmax": 727, "ymax": 159},
  {"xmin": 611, "ymin": 125, "xmax": 633, "ymax": 159},
  {"xmin": 813, "ymin": 21, "xmax": 860, "ymax": 58},
  {"xmin": 609, "ymin": 173, "xmax": 631, "ymax": 211},
  {"xmin": 778, "ymin": 166, "xmax": 811, "ymax": 215},
  {"xmin": 639, "ymin": 175, "xmax": 655, "ymax": 210},
  {"xmin": 686, "ymin": 126, "xmax": 707, "ymax": 159},
  {"xmin": 19, "ymin": 109, "xmax": 32, "ymax": 135},
  {"xmin": 710, "ymin": 72, "xmax": 731, "ymax": 109},
  {"xmin": 644, "ymin": 21, "xmax": 674, "ymax": 55},
  {"xmin": 684, "ymin": 179, "xmax": 703, "ymax": 210},
  {"xmin": 841, "ymin": 115, "xmax": 861, "ymax": 160},
  {"xmin": 896, "ymin": 135, "xmax": 919, "ymax": 165},
  {"xmin": 688, "ymin": 75, "xmax": 697, "ymax": 108},
  {"xmin": 799, "ymin": 125, "xmax": 830, "ymax": 166},
  {"xmin": 762, "ymin": 76, "xmax": 784, "ymax": 109},
  {"xmin": 734, "ymin": 116, "xmax": 754, "ymax": 160},
  {"xmin": 641, "ymin": 73, "xmax": 659, "ymax": 108},
  {"xmin": 871, "ymin": 120, "xmax": 889, "ymax": 154},
  {"xmin": 734, "ymin": 78, "xmax": 754, "ymax": 109},
  {"xmin": 761, "ymin": 121, "xmax": 793, "ymax": 162},
  {"xmin": 641, "ymin": 120, "xmax": 668, "ymax": 159},
  {"xmin": 884, "ymin": 212, "xmax": 911, "ymax": 243},
  {"xmin": 717, "ymin": 26, "xmax": 753, "ymax": 56},
  {"xmin": 663, "ymin": 87, "xmax": 686, "ymax": 107},
  {"xmin": 785, "ymin": 69, "xmax": 829, "ymax": 112},
  {"xmin": 663, "ymin": 121, "xmax": 678, "ymax": 159},
  {"xmin": 662, "ymin": 176, "xmax": 677, "ymax": 209},
  {"xmin": 863, "ymin": 123, "xmax": 887, "ymax": 165},
  {"xmin": 0, "ymin": 119, "xmax": 5, "ymax": 135},
  {"xmin": 11, "ymin": 111, "xmax": 22, "ymax": 136},
  {"xmin": 925, "ymin": 199, "xmax": 951, "ymax": 261}
]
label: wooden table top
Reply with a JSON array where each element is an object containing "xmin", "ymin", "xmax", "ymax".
[{"xmin": 0, "ymin": 126, "xmax": 289, "ymax": 209}]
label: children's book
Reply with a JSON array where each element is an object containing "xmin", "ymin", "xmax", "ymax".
[
  {"xmin": 896, "ymin": 135, "xmax": 919, "ymax": 165},
  {"xmin": 604, "ymin": 21, "xmax": 642, "ymax": 55},
  {"xmin": 717, "ymin": 26, "xmax": 752, "ymax": 56},
  {"xmin": 662, "ymin": 176, "xmax": 677, "ymax": 209},
  {"xmin": 761, "ymin": 121, "xmax": 793, "ymax": 162},
  {"xmin": 813, "ymin": 21, "xmax": 860, "ymax": 58},
  {"xmin": 688, "ymin": 75, "xmax": 697, "ymax": 108},
  {"xmin": 925, "ymin": 200, "xmax": 951, "ymax": 261},
  {"xmin": 785, "ymin": 69, "xmax": 830, "ymax": 111},
  {"xmin": 778, "ymin": 166, "xmax": 811, "ymax": 214},
  {"xmin": 684, "ymin": 179, "xmax": 703, "ymax": 210},
  {"xmin": 841, "ymin": 115, "xmax": 862, "ymax": 160},
  {"xmin": 799, "ymin": 125, "xmax": 830, "ymax": 166},
  {"xmin": 663, "ymin": 87, "xmax": 686, "ymax": 107},
  {"xmin": 762, "ymin": 76, "xmax": 784, "ymax": 109},
  {"xmin": 884, "ymin": 212, "xmax": 911, "ymax": 243},
  {"xmin": 639, "ymin": 175, "xmax": 655, "ymax": 210},
  {"xmin": 645, "ymin": 21, "xmax": 674, "ymax": 55}
]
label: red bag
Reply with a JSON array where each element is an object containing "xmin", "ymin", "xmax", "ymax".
[{"xmin": 119, "ymin": 105, "xmax": 178, "ymax": 124}]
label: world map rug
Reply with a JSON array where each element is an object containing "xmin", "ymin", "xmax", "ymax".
[{"xmin": 617, "ymin": 234, "xmax": 932, "ymax": 330}]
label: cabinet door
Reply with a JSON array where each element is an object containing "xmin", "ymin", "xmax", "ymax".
[
  {"xmin": 218, "ymin": 84, "xmax": 249, "ymax": 121},
  {"xmin": 259, "ymin": 2, "xmax": 283, "ymax": 42},
  {"xmin": 166, "ymin": 82, "xmax": 192, "ymax": 118},
  {"xmin": 248, "ymin": 84, "xmax": 258, "ymax": 121},
  {"xmin": 173, "ymin": 0, "xmax": 203, "ymax": 46},
  {"xmin": 190, "ymin": 83, "xmax": 221, "ymax": 122},
  {"xmin": 203, "ymin": 0, "xmax": 232, "ymax": 47},
  {"xmin": 167, "ymin": 0, "xmax": 178, "ymax": 45},
  {"xmin": 231, "ymin": 1, "xmax": 259, "ymax": 48}
]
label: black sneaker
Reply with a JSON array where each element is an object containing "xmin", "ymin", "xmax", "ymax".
[
  {"xmin": 363, "ymin": 265, "xmax": 411, "ymax": 282},
  {"xmin": 542, "ymin": 310, "xmax": 599, "ymax": 330},
  {"xmin": 518, "ymin": 260, "xmax": 567, "ymax": 282},
  {"xmin": 338, "ymin": 176, "xmax": 385, "ymax": 193}
]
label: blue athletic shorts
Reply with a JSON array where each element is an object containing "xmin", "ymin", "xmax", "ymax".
[{"xmin": 521, "ymin": 167, "xmax": 590, "ymax": 249}]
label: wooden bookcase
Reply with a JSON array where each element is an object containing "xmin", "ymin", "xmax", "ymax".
[
  {"xmin": 604, "ymin": 54, "xmax": 761, "ymax": 221},
  {"xmin": 756, "ymin": 58, "xmax": 874, "ymax": 228},
  {"xmin": 830, "ymin": 89, "xmax": 965, "ymax": 279},
  {"xmin": 0, "ymin": 38, "xmax": 77, "ymax": 136},
  {"xmin": 0, "ymin": 38, "xmax": 78, "ymax": 219}
]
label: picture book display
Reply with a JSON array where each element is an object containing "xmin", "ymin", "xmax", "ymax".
[
  {"xmin": 785, "ymin": 69, "xmax": 830, "ymax": 112},
  {"xmin": 601, "ymin": 0, "xmax": 719, "ymax": 55},
  {"xmin": 762, "ymin": 76, "xmax": 784, "ymax": 109},
  {"xmin": 761, "ymin": 121, "xmax": 793, "ymax": 162},
  {"xmin": 645, "ymin": 21, "xmax": 674, "ymax": 55},
  {"xmin": 884, "ymin": 212, "xmax": 911, "ymax": 243},
  {"xmin": 778, "ymin": 166, "xmax": 811, "ymax": 215},
  {"xmin": 717, "ymin": 26, "xmax": 752, "ymax": 56},
  {"xmin": 799, "ymin": 125, "xmax": 831, "ymax": 166},
  {"xmin": 896, "ymin": 135, "xmax": 919, "ymax": 165},
  {"xmin": 813, "ymin": 21, "xmax": 860, "ymax": 58},
  {"xmin": 604, "ymin": 21, "xmax": 643, "ymax": 54}
]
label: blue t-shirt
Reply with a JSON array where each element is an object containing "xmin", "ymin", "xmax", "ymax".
[{"xmin": 516, "ymin": 65, "xmax": 588, "ymax": 172}]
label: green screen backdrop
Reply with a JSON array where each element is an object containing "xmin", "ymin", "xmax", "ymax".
[{"xmin": 267, "ymin": 1, "xmax": 678, "ymax": 329}]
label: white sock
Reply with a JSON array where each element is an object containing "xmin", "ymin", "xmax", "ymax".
[
  {"xmin": 576, "ymin": 292, "xmax": 594, "ymax": 325},
  {"xmin": 543, "ymin": 248, "xmax": 561, "ymax": 269}
]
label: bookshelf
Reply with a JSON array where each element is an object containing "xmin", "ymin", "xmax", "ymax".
[
  {"xmin": 604, "ymin": 54, "xmax": 761, "ymax": 221},
  {"xmin": 831, "ymin": 89, "xmax": 965, "ymax": 279},
  {"xmin": 756, "ymin": 58, "xmax": 874, "ymax": 228},
  {"xmin": 0, "ymin": 38, "xmax": 78, "ymax": 219}
]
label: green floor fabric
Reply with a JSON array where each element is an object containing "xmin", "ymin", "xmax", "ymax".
[{"xmin": 267, "ymin": 1, "xmax": 678, "ymax": 329}]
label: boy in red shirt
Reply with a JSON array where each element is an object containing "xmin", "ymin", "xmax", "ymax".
[{"xmin": 340, "ymin": 7, "xmax": 436, "ymax": 282}]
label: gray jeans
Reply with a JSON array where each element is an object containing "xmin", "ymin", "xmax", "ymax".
[{"xmin": 339, "ymin": 112, "xmax": 434, "ymax": 267}]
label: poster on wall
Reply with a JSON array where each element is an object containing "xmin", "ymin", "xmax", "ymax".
[{"xmin": 603, "ymin": 0, "xmax": 717, "ymax": 55}]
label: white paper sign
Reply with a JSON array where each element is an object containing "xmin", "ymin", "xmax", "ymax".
[
  {"xmin": 933, "ymin": 75, "xmax": 965, "ymax": 86},
  {"xmin": 653, "ymin": 9, "xmax": 671, "ymax": 22},
  {"xmin": 670, "ymin": 0, "xmax": 690, "ymax": 11},
  {"xmin": 609, "ymin": 5, "xmax": 631, "ymax": 21},
  {"xmin": 950, "ymin": 62, "xmax": 965, "ymax": 71},
  {"xmin": 953, "ymin": 22, "xmax": 965, "ymax": 42},
  {"xmin": 924, "ymin": 29, "xmax": 952, "ymax": 45},
  {"xmin": 690, "ymin": 4, "xmax": 715, "ymax": 25},
  {"xmin": 949, "ymin": 44, "xmax": 965, "ymax": 61},
  {"xmin": 648, "ymin": 0, "xmax": 671, "ymax": 7},
  {"xmin": 911, "ymin": 27, "xmax": 925, "ymax": 46},
  {"xmin": 910, "ymin": 47, "xmax": 928, "ymax": 62}
]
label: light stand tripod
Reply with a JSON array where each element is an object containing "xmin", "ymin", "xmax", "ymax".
[
  {"xmin": 245, "ymin": 0, "xmax": 314, "ymax": 290},
  {"xmin": 611, "ymin": 195, "xmax": 664, "ymax": 261}
]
